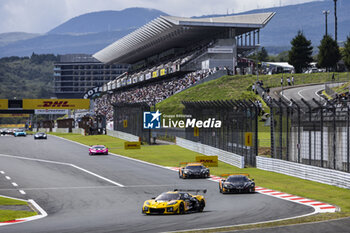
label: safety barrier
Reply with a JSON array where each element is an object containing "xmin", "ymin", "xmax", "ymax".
[
  {"xmin": 176, "ymin": 137, "xmax": 244, "ymax": 168},
  {"xmin": 107, "ymin": 130, "xmax": 139, "ymax": 142},
  {"xmin": 257, "ymin": 156, "xmax": 350, "ymax": 189}
]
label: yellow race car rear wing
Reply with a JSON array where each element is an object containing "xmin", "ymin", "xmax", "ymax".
[{"xmin": 174, "ymin": 189, "xmax": 207, "ymax": 194}]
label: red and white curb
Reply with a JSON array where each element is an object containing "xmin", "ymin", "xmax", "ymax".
[
  {"xmin": 0, "ymin": 195, "xmax": 47, "ymax": 226},
  {"xmin": 166, "ymin": 167, "xmax": 338, "ymax": 214}
]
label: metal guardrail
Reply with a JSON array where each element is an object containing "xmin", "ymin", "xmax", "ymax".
[
  {"xmin": 257, "ymin": 156, "xmax": 350, "ymax": 189},
  {"xmin": 176, "ymin": 137, "xmax": 245, "ymax": 169}
]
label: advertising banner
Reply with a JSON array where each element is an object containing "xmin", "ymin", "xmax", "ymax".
[
  {"xmin": 160, "ymin": 68, "xmax": 167, "ymax": 76},
  {"xmin": 34, "ymin": 109, "xmax": 69, "ymax": 115},
  {"xmin": 195, "ymin": 156, "xmax": 218, "ymax": 167},
  {"xmin": 0, "ymin": 99, "xmax": 8, "ymax": 109},
  {"xmin": 124, "ymin": 141, "xmax": 141, "ymax": 149},
  {"xmin": 152, "ymin": 70, "xmax": 159, "ymax": 78},
  {"xmin": 0, "ymin": 124, "xmax": 25, "ymax": 128},
  {"xmin": 0, "ymin": 114, "xmax": 30, "ymax": 118},
  {"xmin": 23, "ymin": 99, "xmax": 90, "ymax": 110}
]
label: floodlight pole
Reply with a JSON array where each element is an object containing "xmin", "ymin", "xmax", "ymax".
[
  {"xmin": 323, "ymin": 10, "xmax": 330, "ymax": 36},
  {"xmin": 334, "ymin": 0, "xmax": 337, "ymax": 42}
]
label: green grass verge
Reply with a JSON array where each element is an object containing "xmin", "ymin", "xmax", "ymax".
[
  {"xmin": 0, "ymin": 210, "xmax": 36, "ymax": 222},
  {"xmin": 0, "ymin": 196, "xmax": 36, "ymax": 222},
  {"xmin": 157, "ymin": 72, "xmax": 350, "ymax": 115},
  {"xmin": 52, "ymin": 134, "xmax": 350, "ymax": 216},
  {"xmin": 0, "ymin": 197, "xmax": 27, "ymax": 205}
]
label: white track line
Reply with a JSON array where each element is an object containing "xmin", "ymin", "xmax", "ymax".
[
  {"xmin": 52, "ymin": 135, "xmax": 174, "ymax": 170},
  {"xmin": 0, "ymin": 171, "xmax": 4, "ymax": 174},
  {"xmin": 11, "ymin": 182, "xmax": 18, "ymax": 187},
  {"xmin": 315, "ymin": 88, "xmax": 324, "ymax": 99},
  {"xmin": 0, "ymin": 153, "xmax": 124, "ymax": 187},
  {"xmin": 5, "ymin": 176, "xmax": 11, "ymax": 180},
  {"xmin": 19, "ymin": 190, "xmax": 26, "ymax": 195},
  {"xmin": 297, "ymin": 89, "xmax": 306, "ymax": 99},
  {"xmin": 70, "ymin": 164, "xmax": 124, "ymax": 187}
]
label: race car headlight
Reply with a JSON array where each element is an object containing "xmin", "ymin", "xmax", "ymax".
[
  {"xmin": 144, "ymin": 206, "xmax": 149, "ymax": 211},
  {"xmin": 167, "ymin": 207, "xmax": 174, "ymax": 212},
  {"xmin": 145, "ymin": 201, "xmax": 150, "ymax": 205},
  {"xmin": 167, "ymin": 201, "xmax": 177, "ymax": 205}
]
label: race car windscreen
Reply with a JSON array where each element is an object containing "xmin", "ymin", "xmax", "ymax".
[
  {"xmin": 186, "ymin": 166, "xmax": 203, "ymax": 170},
  {"xmin": 155, "ymin": 193, "xmax": 180, "ymax": 201},
  {"xmin": 227, "ymin": 176, "xmax": 249, "ymax": 183},
  {"xmin": 92, "ymin": 146, "xmax": 106, "ymax": 149}
]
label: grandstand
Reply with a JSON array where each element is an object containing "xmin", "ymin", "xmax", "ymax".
[{"xmin": 92, "ymin": 12, "xmax": 275, "ymax": 121}]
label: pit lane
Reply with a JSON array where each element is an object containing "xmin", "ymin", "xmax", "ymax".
[{"xmin": 0, "ymin": 135, "xmax": 314, "ymax": 233}]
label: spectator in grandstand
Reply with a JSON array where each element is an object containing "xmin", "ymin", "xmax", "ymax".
[{"xmin": 94, "ymin": 69, "xmax": 214, "ymax": 121}]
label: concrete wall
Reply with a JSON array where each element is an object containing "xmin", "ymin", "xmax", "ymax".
[
  {"xmin": 257, "ymin": 156, "xmax": 350, "ymax": 189},
  {"xmin": 176, "ymin": 137, "xmax": 244, "ymax": 168},
  {"xmin": 107, "ymin": 130, "xmax": 139, "ymax": 142}
]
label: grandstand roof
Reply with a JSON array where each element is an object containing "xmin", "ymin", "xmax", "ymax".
[{"xmin": 93, "ymin": 12, "xmax": 275, "ymax": 64}]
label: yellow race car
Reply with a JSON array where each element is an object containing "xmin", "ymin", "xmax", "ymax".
[{"xmin": 142, "ymin": 189, "xmax": 206, "ymax": 215}]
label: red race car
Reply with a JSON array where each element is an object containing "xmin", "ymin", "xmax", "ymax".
[{"xmin": 89, "ymin": 145, "xmax": 108, "ymax": 155}]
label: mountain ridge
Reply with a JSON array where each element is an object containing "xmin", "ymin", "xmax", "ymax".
[{"xmin": 0, "ymin": 0, "xmax": 349, "ymax": 57}]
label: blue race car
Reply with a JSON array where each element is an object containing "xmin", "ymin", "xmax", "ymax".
[{"xmin": 14, "ymin": 129, "xmax": 27, "ymax": 137}]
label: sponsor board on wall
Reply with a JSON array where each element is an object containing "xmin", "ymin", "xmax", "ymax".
[
  {"xmin": 23, "ymin": 99, "xmax": 90, "ymax": 110},
  {"xmin": 0, "ymin": 99, "xmax": 8, "ymax": 109},
  {"xmin": 0, "ymin": 114, "xmax": 30, "ymax": 118},
  {"xmin": 34, "ymin": 109, "xmax": 69, "ymax": 115}
]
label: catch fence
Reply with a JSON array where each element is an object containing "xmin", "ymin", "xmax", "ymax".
[
  {"xmin": 269, "ymin": 97, "xmax": 350, "ymax": 172},
  {"xmin": 113, "ymin": 102, "xmax": 151, "ymax": 143},
  {"xmin": 182, "ymin": 100, "xmax": 258, "ymax": 167}
]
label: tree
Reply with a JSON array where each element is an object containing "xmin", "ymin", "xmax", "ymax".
[
  {"xmin": 342, "ymin": 36, "xmax": 350, "ymax": 70},
  {"xmin": 288, "ymin": 31, "xmax": 313, "ymax": 73},
  {"xmin": 257, "ymin": 47, "xmax": 268, "ymax": 62},
  {"xmin": 249, "ymin": 47, "xmax": 268, "ymax": 62},
  {"xmin": 317, "ymin": 35, "xmax": 341, "ymax": 71}
]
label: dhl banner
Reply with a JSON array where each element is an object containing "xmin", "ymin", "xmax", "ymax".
[
  {"xmin": 23, "ymin": 99, "xmax": 90, "ymax": 110},
  {"xmin": 124, "ymin": 141, "xmax": 141, "ymax": 149},
  {"xmin": 0, "ymin": 124, "xmax": 25, "ymax": 128},
  {"xmin": 0, "ymin": 99, "xmax": 8, "ymax": 110},
  {"xmin": 195, "ymin": 156, "xmax": 218, "ymax": 167},
  {"xmin": 0, "ymin": 114, "xmax": 30, "ymax": 118}
]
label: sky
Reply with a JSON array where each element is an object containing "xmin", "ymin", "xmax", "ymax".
[{"xmin": 0, "ymin": 0, "xmax": 321, "ymax": 34}]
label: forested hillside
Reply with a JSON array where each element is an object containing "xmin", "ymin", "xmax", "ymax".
[{"xmin": 0, "ymin": 54, "xmax": 57, "ymax": 99}]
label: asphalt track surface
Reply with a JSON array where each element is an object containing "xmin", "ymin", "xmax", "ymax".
[
  {"xmin": 280, "ymin": 84, "xmax": 325, "ymax": 102},
  {"xmin": 0, "ymin": 135, "xmax": 314, "ymax": 233}
]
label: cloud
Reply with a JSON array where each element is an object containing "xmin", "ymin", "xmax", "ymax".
[{"xmin": 0, "ymin": 0, "xmax": 319, "ymax": 34}]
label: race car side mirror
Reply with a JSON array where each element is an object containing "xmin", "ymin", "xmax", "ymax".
[
  {"xmin": 252, "ymin": 179, "xmax": 255, "ymax": 181},
  {"xmin": 151, "ymin": 197, "xmax": 156, "ymax": 199}
]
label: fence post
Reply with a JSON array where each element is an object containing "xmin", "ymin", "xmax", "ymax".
[
  {"xmin": 301, "ymin": 98, "xmax": 312, "ymax": 165},
  {"xmin": 291, "ymin": 99, "xmax": 301, "ymax": 163},
  {"xmin": 313, "ymin": 98, "xmax": 324, "ymax": 167},
  {"xmin": 348, "ymin": 106, "xmax": 350, "ymax": 172}
]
